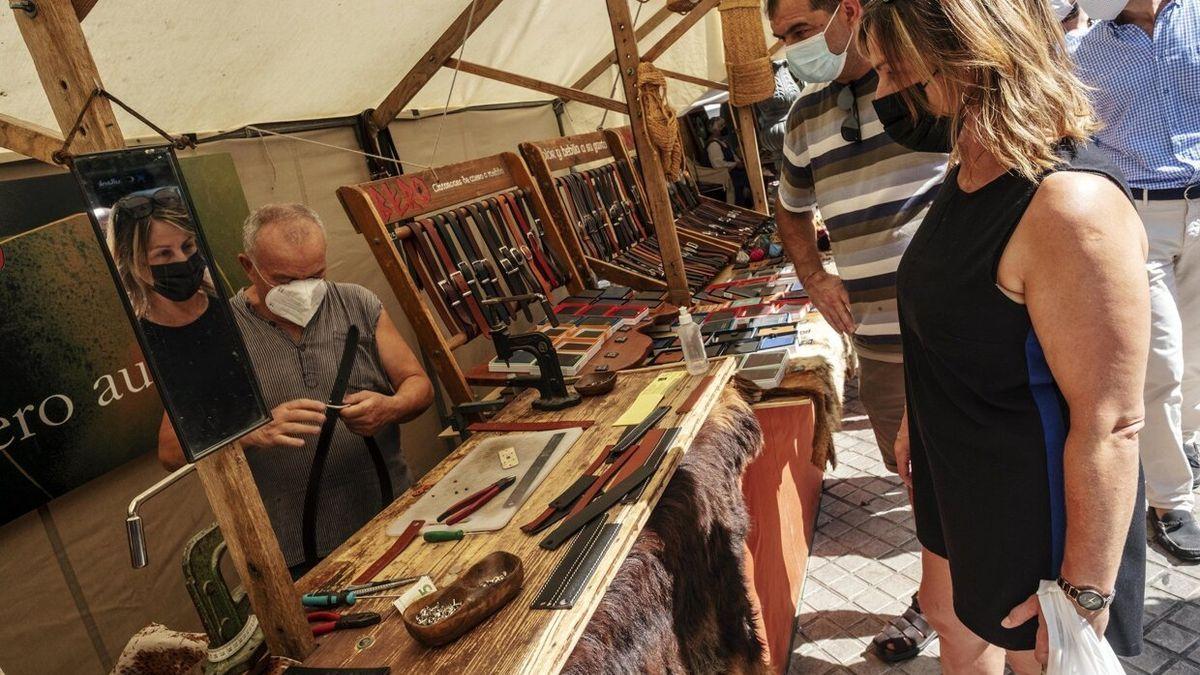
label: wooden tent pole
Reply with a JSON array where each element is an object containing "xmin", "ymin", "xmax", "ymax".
[
  {"xmin": 657, "ymin": 68, "xmax": 728, "ymax": 91},
  {"xmin": 195, "ymin": 444, "xmax": 315, "ymax": 659},
  {"xmin": 572, "ymin": 4, "xmax": 673, "ymax": 90},
  {"xmin": 640, "ymin": 0, "xmax": 720, "ymax": 63},
  {"xmin": 443, "ymin": 58, "xmax": 628, "ymax": 114},
  {"xmin": 372, "ymin": 0, "xmax": 507, "ymax": 129},
  {"xmin": 10, "ymin": 0, "xmax": 123, "ymax": 156},
  {"xmin": 14, "ymin": 0, "xmax": 315, "ymax": 660},
  {"xmin": 717, "ymin": 0, "xmax": 771, "ymax": 214},
  {"xmin": 733, "ymin": 106, "xmax": 769, "ymax": 213},
  {"xmin": 605, "ymin": 0, "xmax": 691, "ymax": 306}
]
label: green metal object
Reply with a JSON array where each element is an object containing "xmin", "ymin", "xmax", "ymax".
[{"xmin": 182, "ymin": 524, "xmax": 266, "ymax": 674}]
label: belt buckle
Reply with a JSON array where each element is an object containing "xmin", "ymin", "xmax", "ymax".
[{"xmin": 1184, "ymin": 184, "xmax": 1200, "ymax": 201}]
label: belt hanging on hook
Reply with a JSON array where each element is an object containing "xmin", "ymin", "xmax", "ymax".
[{"xmin": 53, "ymin": 86, "xmax": 196, "ymax": 165}]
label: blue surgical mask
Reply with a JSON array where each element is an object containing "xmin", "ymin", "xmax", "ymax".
[{"xmin": 783, "ymin": 4, "xmax": 850, "ymax": 84}]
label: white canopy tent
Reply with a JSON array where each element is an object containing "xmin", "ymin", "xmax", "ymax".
[{"xmin": 0, "ymin": 0, "xmax": 771, "ymax": 154}]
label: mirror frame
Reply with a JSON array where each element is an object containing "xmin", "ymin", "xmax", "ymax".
[{"xmin": 70, "ymin": 145, "xmax": 269, "ymax": 463}]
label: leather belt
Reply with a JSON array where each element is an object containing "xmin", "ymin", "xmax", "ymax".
[
  {"xmin": 514, "ymin": 190, "xmax": 567, "ymax": 282},
  {"xmin": 421, "ymin": 218, "xmax": 492, "ymax": 335},
  {"xmin": 1132, "ymin": 184, "xmax": 1200, "ymax": 202},
  {"xmin": 399, "ymin": 221, "xmax": 475, "ymax": 337}
]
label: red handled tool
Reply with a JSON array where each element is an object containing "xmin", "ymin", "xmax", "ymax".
[
  {"xmin": 306, "ymin": 610, "xmax": 381, "ymax": 636},
  {"xmin": 436, "ymin": 476, "xmax": 516, "ymax": 526}
]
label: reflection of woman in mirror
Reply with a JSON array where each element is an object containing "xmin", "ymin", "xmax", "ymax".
[
  {"xmin": 109, "ymin": 188, "xmax": 213, "ymax": 325},
  {"xmin": 109, "ymin": 188, "xmax": 261, "ymax": 455}
]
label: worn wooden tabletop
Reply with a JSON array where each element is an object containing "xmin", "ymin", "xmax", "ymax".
[{"xmin": 298, "ymin": 357, "xmax": 738, "ymax": 673}]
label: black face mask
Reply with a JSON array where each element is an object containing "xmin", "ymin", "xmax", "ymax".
[
  {"xmin": 150, "ymin": 251, "xmax": 206, "ymax": 301},
  {"xmin": 873, "ymin": 85, "xmax": 953, "ymax": 154}
]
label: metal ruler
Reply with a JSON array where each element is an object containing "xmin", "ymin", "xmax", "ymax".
[{"xmin": 504, "ymin": 432, "xmax": 566, "ymax": 508}]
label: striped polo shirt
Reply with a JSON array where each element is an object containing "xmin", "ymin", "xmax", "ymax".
[
  {"xmin": 231, "ymin": 281, "xmax": 410, "ymax": 567},
  {"xmin": 780, "ymin": 70, "xmax": 948, "ymax": 361}
]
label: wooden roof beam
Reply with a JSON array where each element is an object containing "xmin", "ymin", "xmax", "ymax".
[
  {"xmin": 571, "ymin": 4, "xmax": 673, "ymax": 90},
  {"xmin": 72, "ymin": 0, "xmax": 101, "ymax": 20},
  {"xmin": 640, "ymin": 0, "xmax": 720, "ymax": 63},
  {"xmin": 657, "ymin": 68, "xmax": 727, "ymax": 91},
  {"xmin": 371, "ymin": 0, "xmax": 507, "ymax": 129},
  {"xmin": 444, "ymin": 58, "xmax": 628, "ymax": 113},
  {"xmin": 0, "ymin": 113, "xmax": 65, "ymax": 164},
  {"xmin": 11, "ymin": 0, "xmax": 123, "ymax": 156}
]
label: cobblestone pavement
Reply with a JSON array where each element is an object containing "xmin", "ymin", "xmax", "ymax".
[{"xmin": 788, "ymin": 378, "xmax": 1200, "ymax": 674}]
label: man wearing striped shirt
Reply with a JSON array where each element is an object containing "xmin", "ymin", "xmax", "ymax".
[
  {"xmin": 769, "ymin": 0, "xmax": 947, "ymax": 662},
  {"xmin": 1073, "ymin": 0, "xmax": 1200, "ymax": 562}
]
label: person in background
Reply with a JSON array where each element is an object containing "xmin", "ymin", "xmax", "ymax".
[
  {"xmin": 109, "ymin": 188, "xmax": 261, "ymax": 452},
  {"xmin": 1051, "ymin": 0, "xmax": 1092, "ymax": 49},
  {"xmin": 159, "ymin": 203, "xmax": 434, "ymax": 578},
  {"xmin": 1073, "ymin": 0, "xmax": 1200, "ymax": 563},
  {"xmin": 768, "ymin": 0, "xmax": 948, "ymax": 663},
  {"xmin": 754, "ymin": 59, "xmax": 803, "ymax": 175},
  {"xmin": 706, "ymin": 116, "xmax": 753, "ymax": 207},
  {"xmin": 862, "ymin": 0, "xmax": 1147, "ymax": 670}
]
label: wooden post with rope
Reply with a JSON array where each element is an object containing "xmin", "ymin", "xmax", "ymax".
[
  {"xmin": 605, "ymin": 0, "xmax": 691, "ymax": 306},
  {"xmin": 717, "ymin": 0, "xmax": 774, "ymax": 214}
]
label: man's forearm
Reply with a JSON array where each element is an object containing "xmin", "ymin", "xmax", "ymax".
[
  {"xmin": 388, "ymin": 375, "xmax": 434, "ymax": 424},
  {"xmin": 775, "ymin": 199, "xmax": 824, "ymax": 278},
  {"xmin": 1060, "ymin": 425, "xmax": 1141, "ymax": 593}
]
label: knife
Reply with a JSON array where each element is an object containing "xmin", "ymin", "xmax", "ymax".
[{"xmin": 504, "ymin": 432, "xmax": 567, "ymax": 508}]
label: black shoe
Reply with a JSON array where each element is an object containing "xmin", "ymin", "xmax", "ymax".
[
  {"xmin": 1150, "ymin": 509, "xmax": 1200, "ymax": 562},
  {"xmin": 1185, "ymin": 440, "xmax": 1200, "ymax": 491}
]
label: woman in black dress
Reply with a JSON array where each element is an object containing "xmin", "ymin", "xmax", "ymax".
[
  {"xmin": 860, "ymin": 0, "xmax": 1149, "ymax": 672},
  {"xmin": 109, "ymin": 189, "xmax": 261, "ymax": 456}
]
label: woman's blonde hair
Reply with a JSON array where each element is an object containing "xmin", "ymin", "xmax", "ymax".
[
  {"xmin": 108, "ymin": 194, "xmax": 208, "ymax": 317},
  {"xmin": 860, "ymin": 0, "xmax": 1096, "ymax": 180}
]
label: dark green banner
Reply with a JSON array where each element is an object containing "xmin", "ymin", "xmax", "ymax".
[{"xmin": 0, "ymin": 153, "xmax": 250, "ymax": 525}]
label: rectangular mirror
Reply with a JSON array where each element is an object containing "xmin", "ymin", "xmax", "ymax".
[{"xmin": 71, "ymin": 146, "xmax": 269, "ymax": 463}]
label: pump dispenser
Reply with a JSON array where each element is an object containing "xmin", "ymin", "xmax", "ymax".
[{"xmin": 676, "ymin": 307, "xmax": 709, "ymax": 376}]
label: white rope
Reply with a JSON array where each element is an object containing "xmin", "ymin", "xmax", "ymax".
[
  {"xmin": 244, "ymin": 125, "xmax": 435, "ymax": 172},
  {"xmin": 429, "ymin": 0, "xmax": 479, "ymax": 168}
]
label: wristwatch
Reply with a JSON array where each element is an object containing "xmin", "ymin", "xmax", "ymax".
[{"xmin": 1057, "ymin": 576, "xmax": 1114, "ymax": 613}]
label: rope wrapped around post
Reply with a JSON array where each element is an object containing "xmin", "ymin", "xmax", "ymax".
[
  {"xmin": 718, "ymin": 0, "xmax": 775, "ymax": 106},
  {"xmin": 635, "ymin": 63, "xmax": 686, "ymax": 181}
]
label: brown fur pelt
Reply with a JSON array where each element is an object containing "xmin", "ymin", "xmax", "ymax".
[{"xmin": 564, "ymin": 387, "xmax": 768, "ymax": 674}]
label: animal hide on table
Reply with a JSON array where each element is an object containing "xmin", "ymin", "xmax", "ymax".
[{"xmin": 564, "ymin": 387, "xmax": 769, "ymax": 674}]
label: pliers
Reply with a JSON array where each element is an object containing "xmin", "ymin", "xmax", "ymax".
[
  {"xmin": 436, "ymin": 475, "xmax": 516, "ymax": 526},
  {"xmin": 306, "ymin": 610, "xmax": 381, "ymax": 636}
]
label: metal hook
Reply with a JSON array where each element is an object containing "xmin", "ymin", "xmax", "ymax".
[{"xmin": 9, "ymin": 0, "xmax": 37, "ymax": 18}]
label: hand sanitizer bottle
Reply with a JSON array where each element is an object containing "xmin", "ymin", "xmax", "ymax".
[{"xmin": 676, "ymin": 307, "xmax": 709, "ymax": 376}]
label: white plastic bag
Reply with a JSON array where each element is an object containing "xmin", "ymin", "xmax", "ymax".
[{"xmin": 1037, "ymin": 579, "xmax": 1124, "ymax": 675}]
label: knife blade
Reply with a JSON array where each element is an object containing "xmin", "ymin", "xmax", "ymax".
[{"xmin": 504, "ymin": 432, "xmax": 567, "ymax": 508}]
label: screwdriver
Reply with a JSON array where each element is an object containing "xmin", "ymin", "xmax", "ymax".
[
  {"xmin": 423, "ymin": 529, "xmax": 469, "ymax": 543},
  {"xmin": 302, "ymin": 576, "xmax": 422, "ymax": 607}
]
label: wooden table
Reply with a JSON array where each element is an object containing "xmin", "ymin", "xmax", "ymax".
[{"xmin": 299, "ymin": 358, "xmax": 738, "ymax": 673}]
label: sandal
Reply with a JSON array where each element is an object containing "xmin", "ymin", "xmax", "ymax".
[{"xmin": 872, "ymin": 594, "xmax": 937, "ymax": 663}]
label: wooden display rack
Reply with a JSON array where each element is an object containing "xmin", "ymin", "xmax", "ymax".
[
  {"xmin": 520, "ymin": 127, "xmax": 737, "ymax": 293},
  {"xmin": 336, "ymin": 152, "xmax": 583, "ymax": 406}
]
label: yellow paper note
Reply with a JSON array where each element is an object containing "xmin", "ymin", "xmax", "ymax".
[{"xmin": 614, "ymin": 371, "xmax": 687, "ymax": 426}]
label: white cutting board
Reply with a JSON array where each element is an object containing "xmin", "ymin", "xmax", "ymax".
[{"xmin": 386, "ymin": 427, "xmax": 584, "ymax": 535}]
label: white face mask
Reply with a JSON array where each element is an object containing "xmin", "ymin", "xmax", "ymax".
[
  {"xmin": 1077, "ymin": 0, "xmax": 1127, "ymax": 21},
  {"xmin": 265, "ymin": 278, "xmax": 327, "ymax": 327},
  {"xmin": 783, "ymin": 3, "xmax": 850, "ymax": 84}
]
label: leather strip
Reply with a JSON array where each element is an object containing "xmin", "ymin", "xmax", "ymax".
[
  {"xmin": 530, "ymin": 516, "xmax": 620, "ymax": 610},
  {"xmin": 539, "ymin": 435, "xmax": 675, "ymax": 550},
  {"xmin": 352, "ymin": 519, "xmax": 425, "ymax": 585},
  {"xmin": 467, "ymin": 420, "xmax": 595, "ymax": 432},
  {"xmin": 520, "ymin": 443, "xmax": 611, "ymax": 535}
]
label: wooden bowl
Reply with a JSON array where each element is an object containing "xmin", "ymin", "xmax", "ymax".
[
  {"xmin": 574, "ymin": 371, "xmax": 617, "ymax": 397},
  {"xmin": 401, "ymin": 551, "xmax": 523, "ymax": 647}
]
